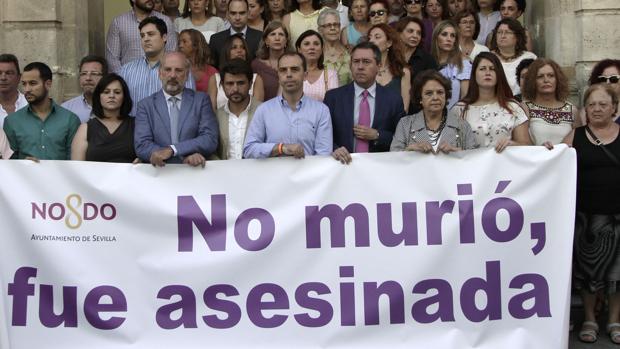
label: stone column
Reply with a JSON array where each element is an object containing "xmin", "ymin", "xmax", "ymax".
[{"xmin": 0, "ymin": 0, "xmax": 104, "ymax": 102}]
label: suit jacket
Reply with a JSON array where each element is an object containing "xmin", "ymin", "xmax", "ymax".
[
  {"xmin": 323, "ymin": 82, "xmax": 405, "ymax": 153},
  {"xmin": 209, "ymin": 27, "xmax": 262, "ymax": 68},
  {"xmin": 134, "ymin": 88, "xmax": 219, "ymax": 163},
  {"xmin": 211, "ymin": 98, "xmax": 260, "ymax": 160}
]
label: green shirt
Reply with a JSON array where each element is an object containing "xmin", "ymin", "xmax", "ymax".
[{"xmin": 3, "ymin": 100, "xmax": 81, "ymax": 160}]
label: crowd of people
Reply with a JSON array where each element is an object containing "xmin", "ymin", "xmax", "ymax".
[{"xmin": 0, "ymin": 0, "xmax": 619, "ymax": 344}]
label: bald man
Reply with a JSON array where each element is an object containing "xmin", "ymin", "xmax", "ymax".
[{"xmin": 134, "ymin": 52, "xmax": 219, "ymax": 167}]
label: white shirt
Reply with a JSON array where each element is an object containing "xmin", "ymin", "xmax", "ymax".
[
  {"xmin": 223, "ymin": 100, "xmax": 251, "ymax": 160},
  {"xmin": 0, "ymin": 92, "xmax": 27, "ymax": 128},
  {"xmin": 336, "ymin": 3, "xmax": 350, "ymax": 29}
]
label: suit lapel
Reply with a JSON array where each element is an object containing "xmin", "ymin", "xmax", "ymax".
[
  {"xmin": 154, "ymin": 92, "xmax": 171, "ymax": 141},
  {"xmin": 177, "ymin": 89, "xmax": 194, "ymax": 137}
]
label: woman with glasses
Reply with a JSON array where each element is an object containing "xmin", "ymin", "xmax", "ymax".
[
  {"xmin": 368, "ymin": 24, "xmax": 412, "ymax": 111},
  {"xmin": 296, "ymin": 30, "xmax": 339, "ymax": 101},
  {"xmin": 586, "ymin": 59, "xmax": 620, "ymax": 124},
  {"xmin": 455, "ymin": 9, "xmax": 489, "ymax": 62},
  {"xmin": 489, "ymin": 18, "xmax": 536, "ymax": 96},
  {"xmin": 546, "ymin": 84, "xmax": 620, "ymax": 344},
  {"xmin": 174, "ymin": 0, "xmax": 225, "ymax": 42},
  {"xmin": 391, "ymin": 70, "xmax": 476, "ymax": 152},
  {"xmin": 449, "ymin": 52, "xmax": 531, "ymax": 152},
  {"xmin": 367, "ymin": 0, "xmax": 390, "ymax": 25},
  {"xmin": 496, "ymin": 0, "xmax": 532, "ymax": 51},
  {"xmin": 403, "ymin": 0, "xmax": 424, "ymax": 19},
  {"xmin": 431, "ymin": 20, "xmax": 471, "ymax": 109},
  {"xmin": 521, "ymin": 58, "xmax": 577, "ymax": 145},
  {"xmin": 341, "ymin": 0, "xmax": 371, "ymax": 48},
  {"xmin": 421, "ymin": 0, "xmax": 449, "ymax": 53},
  {"xmin": 318, "ymin": 9, "xmax": 352, "ymax": 86},
  {"xmin": 283, "ymin": 0, "xmax": 324, "ymax": 47}
]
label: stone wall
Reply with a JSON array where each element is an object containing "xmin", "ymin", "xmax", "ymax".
[{"xmin": 0, "ymin": 0, "xmax": 104, "ymax": 102}]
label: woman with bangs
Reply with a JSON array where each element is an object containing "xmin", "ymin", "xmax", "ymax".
[
  {"xmin": 421, "ymin": 0, "xmax": 450, "ymax": 53},
  {"xmin": 431, "ymin": 20, "xmax": 471, "ymax": 109},
  {"xmin": 367, "ymin": 23, "xmax": 412, "ymax": 111},
  {"xmin": 521, "ymin": 58, "xmax": 577, "ymax": 146},
  {"xmin": 449, "ymin": 51, "xmax": 531, "ymax": 152},
  {"xmin": 580, "ymin": 59, "xmax": 620, "ymax": 126}
]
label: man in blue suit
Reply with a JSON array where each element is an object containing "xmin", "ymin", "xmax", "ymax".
[
  {"xmin": 134, "ymin": 52, "xmax": 219, "ymax": 167},
  {"xmin": 323, "ymin": 42, "xmax": 405, "ymax": 164}
]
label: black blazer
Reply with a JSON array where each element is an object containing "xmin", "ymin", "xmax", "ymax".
[
  {"xmin": 209, "ymin": 27, "xmax": 262, "ymax": 68},
  {"xmin": 324, "ymin": 83, "xmax": 405, "ymax": 153}
]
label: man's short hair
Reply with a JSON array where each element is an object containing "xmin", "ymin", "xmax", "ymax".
[
  {"xmin": 23, "ymin": 62, "xmax": 53, "ymax": 81},
  {"xmin": 79, "ymin": 55, "xmax": 108, "ymax": 76},
  {"xmin": 228, "ymin": 0, "xmax": 249, "ymax": 11},
  {"xmin": 278, "ymin": 52, "xmax": 307, "ymax": 72},
  {"xmin": 138, "ymin": 16, "xmax": 167, "ymax": 36},
  {"xmin": 220, "ymin": 58, "xmax": 253, "ymax": 84},
  {"xmin": 0, "ymin": 53, "xmax": 20, "ymax": 74},
  {"xmin": 350, "ymin": 42, "xmax": 382, "ymax": 64}
]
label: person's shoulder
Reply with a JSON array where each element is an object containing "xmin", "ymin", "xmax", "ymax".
[
  {"xmin": 326, "ymin": 83, "xmax": 353, "ymax": 97},
  {"xmin": 60, "ymin": 95, "xmax": 81, "ymax": 108},
  {"xmin": 111, "ymin": 10, "xmax": 133, "ymax": 23}
]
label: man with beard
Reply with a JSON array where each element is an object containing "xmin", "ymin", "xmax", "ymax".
[
  {"xmin": 243, "ymin": 52, "xmax": 332, "ymax": 159},
  {"xmin": 0, "ymin": 54, "xmax": 28, "ymax": 128},
  {"xmin": 61, "ymin": 55, "xmax": 108, "ymax": 122},
  {"xmin": 3, "ymin": 62, "xmax": 80, "ymax": 160},
  {"xmin": 120, "ymin": 16, "xmax": 194, "ymax": 116},
  {"xmin": 162, "ymin": 0, "xmax": 181, "ymax": 21},
  {"xmin": 106, "ymin": 0, "xmax": 178, "ymax": 73},
  {"xmin": 134, "ymin": 52, "xmax": 218, "ymax": 167},
  {"xmin": 213, "ymin": 59, "xmax": 260, "ymax": 159}
]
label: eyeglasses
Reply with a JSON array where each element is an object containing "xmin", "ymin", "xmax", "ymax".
[
  {"xmin": 79, "ymin": 71, "xmax": 103, "ymax": 77},
  {"xmin": 404, "ymin": 0, "xmax": 422, "ymax": 4},
  {"xmin": 319, "ymin": 22, "xmax": 341, "ymax": 29},
  {"xmin": 368, "ymin": 10, "xmax": 386, "ymax": 17},
  {"xmin": 459, "ymin": 19, "xmax": 476, "ymax": 26},
  {"xmin": 496, "ymin": 30, "xmax": 515, "ymax": 36},
  {"xmin": 596, "ymin": 75, "xmax": 620, "ymax": 84}
]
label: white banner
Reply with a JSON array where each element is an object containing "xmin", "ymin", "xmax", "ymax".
[{"xmin": 0, "ymin": 147, "xmax": 575, "ymax": 348}]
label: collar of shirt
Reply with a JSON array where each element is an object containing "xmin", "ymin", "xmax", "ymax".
[
  {"xmin": 26, "ymin": 99, "xmax": 58, "ymax": 119},
  {"xmin": 277, "ymin": 94, "xmax": 306, "ymax": 111},
  {"xmin": 353, "ymin": 81, "xmax": 377, "ymax": 98},
  {"xmin": 131, "ymin": 9, "xmax": 154, "ymax": 22},
  {"xmin": 162, "ymin": 90, "xmax": 183, "ymax": 104},
  {"xmin": 229, "ymin": 26, "xmax": 248, "ymax": 36},
  {"xmin": 141, "ymin": 56, "xmax": 162, "ymax": 69},
  {"xmin": 224, "ymin": 97, "xmax": 253, "ymax": 117}
]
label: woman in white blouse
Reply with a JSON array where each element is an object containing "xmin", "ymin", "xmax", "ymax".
[{"xmin": 449, "ymin": 51, "xmax": 531, "ymax": 152}]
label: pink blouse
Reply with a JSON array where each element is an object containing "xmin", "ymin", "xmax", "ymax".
[{"xmin": 303, "ymin": 69, "xmax": 339, "ymax": 102}]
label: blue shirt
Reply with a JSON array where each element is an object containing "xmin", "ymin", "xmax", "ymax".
[
  {"xmin": 61, "ymin": 94, "xmax": 92, "ymax": 123},
  {"xmin": 119, "ymin": 57, "xmax": 195, "ymax": 116},
  {"xmin": 243, "ymin": 95, "xmax": 333, "ymax": 159},
  {"xmin": 440, "ymin": 60, "xmax": 472, "ymax": 110}
]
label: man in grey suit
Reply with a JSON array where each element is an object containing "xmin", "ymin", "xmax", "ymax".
[{"xmin": 134, "ymin": 52, "xmax": 219, "ymax": 167}]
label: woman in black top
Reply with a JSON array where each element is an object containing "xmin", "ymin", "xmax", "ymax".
[
  {"xmin": 71, "ymin": 74, "xmax": 137, "ymax": 163},
  {"xmin": 552, "ymin": 83, "xmax": 620, "ymax": 344}
]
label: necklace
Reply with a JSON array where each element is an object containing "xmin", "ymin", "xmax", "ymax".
[
  {"xmin": 425, "ymin": 115, "xmax": 446, "ymax": 133},
  {"xmin": 497, "ymin": 50, "xmax": 517, "ymax": 62}
]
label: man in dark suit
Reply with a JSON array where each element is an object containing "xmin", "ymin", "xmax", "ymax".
[
  {"xmin": 208, "ymin": 0, "xmax": 262, "ymax": 68},
  {"xmin": 323, "ymin": 41, "xmax": 405, "ymax": 164},
  {"xmin": 134, "ymin": 52, "xmax": 219, "ymax": 167}
]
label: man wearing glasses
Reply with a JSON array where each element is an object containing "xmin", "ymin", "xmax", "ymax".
[{"xmin": 61, "ymin": 56, "xmax": 108, "ymax": 123}]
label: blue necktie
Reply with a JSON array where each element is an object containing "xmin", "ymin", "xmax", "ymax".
[{"xmin": 169, "ymin": 96, "xmax": 179, "ymax": 144}]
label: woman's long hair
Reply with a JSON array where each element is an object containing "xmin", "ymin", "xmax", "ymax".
[
  {"xmin": 179, "ymin": 29, "xmax": 213, "ymax": 68},
  {"xmin": 368, "ymin": 23, "xmax": 406, "ymax": 77},
  {"xmin": 460, "ymin": 52, "xmax": 516, "ymax": 113},
  {"xmin": 431, "ymin": 20, "xmax": 463, "ymax": 71}
]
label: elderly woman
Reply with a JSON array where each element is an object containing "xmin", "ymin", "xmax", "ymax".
[
  {"xmin": 489, "ymin": 18, "xmax": 537, "ymax": 96},
  {"xmin": 341, "ymin": 0, "xmax": 370, "ymax": 48},
  {"xmin": 521, "ymin": 58, "xmax": 577, "ymax": 145},
  {"xmin": 368, "ymin": 0, "xmax": 390, "ymax": 25},
  {"xmin": 449, "ymin": 52, "xmax": 531, "ymax": 152},
  {"xmin": 582, "ymin": 59, "xmax": 620, "ymax": 125},
  {"xmin": 174, "ymin": 0, "xmax": 225, "ymax": 42},
  {"xmin": 296, "ymin": 30, "xmax": 339, "ymax": 101},
  {"xmin": 496, "ymin": 0, "xmax": 532, "ymax": 51},
  {"xmin": 368, "ymin": 24, "xmax": 412, "ymax": 111},
  {"xmin": 547, "ymin": 84, "xmax": 620, "ymax": 344},
  {"xmin": 455, "ymin": 9, "xmax": 489, "ymax": 62},
  {"xmin": 71, "ymin": 74, "xmax": 137, "ymax": 163},
  {"xmin": 391, "ymin": 70, "xmax": 476, "ymax": 152},
  {"xmin": 178, "ymin": 29, "xmax": 218, "ymax": 94},
  {"xmin": 208, "ymin": 34, "xmax": 264, "ymax": 109},
  {"xmin": 252, "ymin": 21, "xmax": 290, "ymax": 100},
  {"xmin": 318, "ymin": 9, "xmax": 352, "ymax": 86},
  {"xmin": 431, "ymin": 20, "xmax": 471, "ymax": 109}
]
